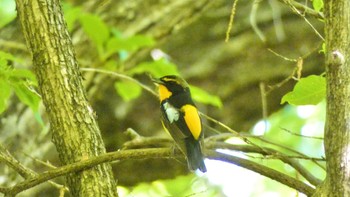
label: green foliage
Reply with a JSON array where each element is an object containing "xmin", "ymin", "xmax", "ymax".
[
  {"xmin": 118, "ymin": 174, "xmax": 223, "ymax": 197},
  {"xmin": 63, "ymin": 4, "xmax": 156, "ymax": 62},
  {"xmin": 312, "ymin": 0, "xmax": 324, "ymax": 12},
  {"xmin": 190, "ymin": 85, "xmax": 222, "ymax": 108},
  {"xmin": 0, "ymin": 51, "xmax": 40, "ymax": 114},
  {"xmin": 128, "ymin": 59, "xmax": 179, "ymax": 78},
  {"xmin": 0, "ymin": 79, "xmax": 11, "ymax": 113},
  {"xmin": 12, "ymin": 82, "xmax": 40, "ymax": 112},
  {"xmin": 106, "ymin": 34, "xmax": 155, "ymax": 59},
  {"xmin": 281, "ymin": 75, "xmax": 326, "ymax": 105},
  {"xmin": 0, "ymin": 0, "xmax": 16, "ymax": 28},
  {"xmin": 9, "ymin": 69, "xmax": 37, "ymax": 84},
  {"xmin": 114, "ymin": 81, "xmax": 142, "ymax": 101},
  {"xmin": 0, "ymin": 50, "xmax": 22, "ymax": 63},
  {"xmin": 63, "ymin": 4, "xmax": 82, "ymax": 31},
  {"xmin": 79, "ymin": 13, "xmax": 110, "ymax": 48},
  {"xmin": 62, "ymin": 3, "xmax": 222, "ymax": 107}
]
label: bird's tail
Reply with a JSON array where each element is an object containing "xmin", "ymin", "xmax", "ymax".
[{"xmin": 185, "ymin": 138, "xmax": 207, "ymax": 172}]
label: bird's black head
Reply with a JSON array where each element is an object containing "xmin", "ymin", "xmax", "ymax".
[{"xmin": 152, "ymin": 75, "xmax": 190, "ymax": 101}]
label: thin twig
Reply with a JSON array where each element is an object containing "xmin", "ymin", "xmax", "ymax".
[
  {"xmin": 22, "ymin": 152, "xmax": 58, "ymax": 169},
  {"xmin": 265, "ymin": 47, "xmax": 315, "ymax": 95},
  {"xmin": 0, "ymin": 144, "xmax": 69, "ymax": 193},
  {"xmin": 244, "ymin": 154, "xmax": 325, "ymax": 162},
  {"xmin": 225, "ymin": 0, "xmax": 240, "ymax": 42},
  {"xmin": 254, "ymin": 136, "xmax": 326, "ymax": 170},
  {"xmin": 259, "ymin": 82, "xmax": 268, "ymax": 135},
  {"xmin": 265, "ymin": 68, "xmax": 296, "ymax": 95},
  {"xmin": 80, "ymin": 68, "xmax": 157, "ymax": 97},
  {"xmin": 250, "ymin": 0, "xmax": 266, "ymax": 42},
  {"xmin": 281, "ymin": 128, "xmax": 324, "ymax": 140},
  {"xmin": 267, "ymin": 48, "xmax": 298, "ymax": 62},
  {"xmin": 200, "ymin": 112, "xmax": 267, "ymax": 152},
  {"xmin": 0, "ymin": 145, "xmax": 34, "ymax": 179},
  {"xmin": 207, "ymin": 141, "xmax": 323, "ymax": 186},
  {"xmin": 282, "ymin": 0, "xmax": 324, "ymax": 41},
  {"xmin": 263, "ymin": 50, "xmax": 303, "ymax": 95},
  {"xmin": 268, "ymin": 0, "xmax": 286, "ymax": 41},
  {"xmin": 277, "ymin": 0, "xmax": 324, "ymax": 20}
]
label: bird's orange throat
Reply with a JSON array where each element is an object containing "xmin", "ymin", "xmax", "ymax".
[{"xmin": 158, "ymin": 84, "xmax": 172, "ymax": 102}]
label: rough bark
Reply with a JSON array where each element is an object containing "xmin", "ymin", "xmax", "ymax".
[
  {"xmin": 314, "ymin": 0, "xmax": 350, "ymax": 196},
  {"xmin": 15, "ymin": 0, "xmax": 118, "ymax": 196}
]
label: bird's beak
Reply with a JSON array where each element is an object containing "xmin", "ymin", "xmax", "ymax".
[{"xmin": 151, "ymin": 77, "xmax": 163, "ymax": 85}]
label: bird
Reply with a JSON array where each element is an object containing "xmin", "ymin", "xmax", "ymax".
[{"xmin": 152, "ymin": 75, "xmax": 207, "ymax": 172}]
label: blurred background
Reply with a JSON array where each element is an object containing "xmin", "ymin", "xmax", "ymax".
[{"xmin": 0, "ymin": 0, "xmax": 325, "ymax": 196}]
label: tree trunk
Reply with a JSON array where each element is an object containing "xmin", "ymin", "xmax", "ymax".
[
  {"xmin": 15, "ymin": 0, "xmax": 118, "ymax": 196},
  {"xmin": 315, "ymin": 0, "xmax": 350, "ymax": 196}
]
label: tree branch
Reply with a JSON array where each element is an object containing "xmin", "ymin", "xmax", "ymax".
[
  {"xmin": 0, "ymin": 144, "xmax": 34, "ymax": 179},
  {"xmin": 0, "ymin": 148, "xmax": 174, "ymax": 196},
  {"xmin": 206, "ymin": 150, "xmax": 315, "ymax": 196},
  {"xmin": 207, "ymin": 141, "xmax": 322, "ymax": 186},
  {"xmin": 1, "ymin": 142, "xmax": 318, "ymax": 196},
  {"xmin": 0, "ymin": 144, "xmax": 69, "ymax": 194}
]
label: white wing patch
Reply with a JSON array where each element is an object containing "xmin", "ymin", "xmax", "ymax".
[{"xmin": 163, "ymin": 102, "xmax": 179, "ymax": 123}]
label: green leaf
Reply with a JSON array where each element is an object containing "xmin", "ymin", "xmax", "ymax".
[
  {"xmin": 0, "ymin": 50, "xmax": 14, "ymax": 60},
  {"xmin": 0, "ymin": 52, "xmax": 39, "ymax": 114},
  {"xmin": 0, "ymin": 50, "xmax": 22, "ymax": 63},
  {"xmin": 127, "ymin": 35, "xmax": 155, "ymax": 49},
  {"xmin": 105, "ymin": 35, "xmax": 155, "ymax": 58},
  {"xmin": 190, "ymin": 85, "xmax": 223, "ymax": 108},
  {"xmin": 34, "ymin": 112, "xmax": 45, "ymax": 127},
  {"xmin": 0, "ymin": 79, "xmax": 11, "ymax": 114},
  {"xmin": 12, "ymin": 82, "xmax": 41, "ymax": 112},
  {"xmin": 0, "ymin": 51, "xmax": 24, "ymax": 72},
  {"xmin": 281, "ymin": 75, "xmax": 326, "ymax": 105},
  {"xmin": 9, "ymin": 69, "xmax": 37, "ymax": 85},
  {"xmin": 0, "ymin": 56, "xmax": 33, "ymax": 88},
  {"xmin": 105, "ymin": 37, "xmax": 130, "ymax": 56},
  {"xmin": 0, "ymin": 58, "xmax": 7, "ymax": 67},
  {"xmin": 0, "ymin": 61, "xmax": 11, "ymax": 77},
  {"xmin": 162, "ymin": 175, "xmax": 195, "ymax": 196},
  {"xmin": 312, "ymin": 0, "xmax": 324, "ymax": 12},
  {"xmin": 0, "ymin": 0, "xmax": 16, "ymax": 28},
  {"xmin": 63, "ymin": 4, "xmax": 82, "ymax": 32},
  {"xmin": 79, "ymin": 14, "xmax": 109, "ymax": 47},
  {"xmin": 128, "ymin": 59, "xmax": 179, "ymax": 77},
  {"xmin": 114, "ymin": 81, "xmax": 142, "ymax": 101}
]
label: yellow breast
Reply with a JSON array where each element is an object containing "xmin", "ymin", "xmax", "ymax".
[{"xmin": 181, "ymin": 104, "xmax": 202, "ymax": 140}]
